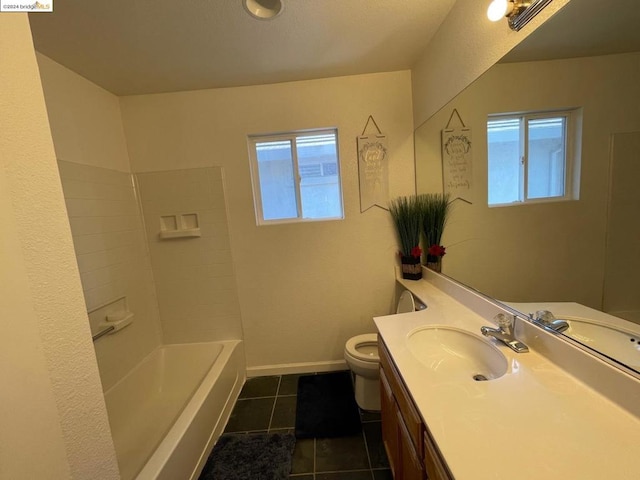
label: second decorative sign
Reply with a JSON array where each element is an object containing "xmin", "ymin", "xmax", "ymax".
[{"xmin": 442, "ymin": 109, "xmax": 473, "ymax": 203}]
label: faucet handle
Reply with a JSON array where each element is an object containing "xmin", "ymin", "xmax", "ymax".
[
  {"xmin": 535, "ymin": 310, "xmax": 556, "ymax": 324},
  {"xmin": 493, "ymin": 313, "xmax": 512, "ymax": 329}
]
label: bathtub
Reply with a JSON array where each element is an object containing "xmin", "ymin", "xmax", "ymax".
[{"xmin": 104, "ymin": 340, "xmax": 245, "ymax": 480}]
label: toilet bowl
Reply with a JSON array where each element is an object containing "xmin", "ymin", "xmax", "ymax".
[{"xmin": 344, "ymin": 290, "xmax": 419, "ymax": 411}]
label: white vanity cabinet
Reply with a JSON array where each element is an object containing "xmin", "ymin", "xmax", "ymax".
[{"xmin": 379, "ymin": 337, "xmax": 453, "ymax": 480}]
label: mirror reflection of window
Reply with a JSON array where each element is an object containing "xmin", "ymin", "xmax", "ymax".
[
  {"xmin": 487, "ymin": 110, "xmax": 579, "ymax": 206},
  {"xmin": 487, "ymin": 117, "xmax": 521, "ymax": 205},
  {"xmin": 527, "ymin": 117, "xmax": 566, "ymax": 199}
]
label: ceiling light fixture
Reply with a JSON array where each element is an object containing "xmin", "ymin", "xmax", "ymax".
[
  {"xmin": 487, "ymin": 0, "xmax": 554, "ymax": 31},
  {"xmin": 243, "ymin": 0, "xmax": 284, "ymax": 20}
]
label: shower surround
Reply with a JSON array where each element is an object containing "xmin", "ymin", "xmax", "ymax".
[{"xmin": 58, "ymin": 162, "xmax": 244, "ymax": 478}]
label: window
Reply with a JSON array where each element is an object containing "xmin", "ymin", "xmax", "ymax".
[
  {"xmin": 487, "ymin": 109, "xmax": 579, "ymax": 206},
  {"xmin": 248, "ymin": 129, "xmax": 343, "ymax": 224}
]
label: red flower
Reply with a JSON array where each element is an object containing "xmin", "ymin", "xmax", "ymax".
[
  {"xmin": 410, "ymin": 246, "xmax": 422, "ymax": 258},
  {"xmin": 428, "ymin": 244, "xmax": 446, "ymax": 257}
]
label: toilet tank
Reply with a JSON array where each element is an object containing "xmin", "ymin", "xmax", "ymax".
[{"xmin": 396, "ymin": 290, "xmax": 426, "ymax": 313}]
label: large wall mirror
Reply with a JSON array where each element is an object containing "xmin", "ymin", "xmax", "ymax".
[{"xmin": 415, "ymin": 0, "xmax": 640, "ymax": 375}]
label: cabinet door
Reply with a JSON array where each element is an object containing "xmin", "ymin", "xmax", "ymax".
[
  {"xmin": 380, "ymin": 339, "xmax": 424, "ymax": 454},
  {"xmin": 380, "ymin": 367, "xmax": 400, "ymax": 478},
  {"xmin": 398, "ymin": 408, "xmax": 425, "ymax": 480},
  {"xmin": 424, "ymin": 430, "xmax": 452, "ymax": 480}
]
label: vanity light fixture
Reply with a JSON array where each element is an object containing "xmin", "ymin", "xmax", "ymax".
[
  {"xmin": 243, "ymin": 0, "xmax": 283, "ymax": 20},
  {"xmin": 487, "ymin": 0, "xmax": 553, "ymax": 31}
]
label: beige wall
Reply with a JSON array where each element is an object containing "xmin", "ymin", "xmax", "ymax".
[
  {"xmin": 604, "ymin": 132, "xmax": 640, "ymax": 318},
  {"xmin": 0, "ymin": 15, "xmax": 119, "ymax": 479},
  {"xmin": 411, "ymin": 0, "xmax": 572, "ymax": 126},
  {"xmin": 415, "ymin": 52, "xmax": 640, "ymax": 310},
  {"xmin": 37, "ymin": 53, "xmax": 132, "ymax": 172},
  {"xmin": 120, "ymin": 71, "xmax": 415, "ymax": 373}
]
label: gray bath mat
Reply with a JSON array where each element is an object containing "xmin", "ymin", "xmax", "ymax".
[{"xmin": 199, "ymin": 432, "xmax": 296, "ymax": 480}]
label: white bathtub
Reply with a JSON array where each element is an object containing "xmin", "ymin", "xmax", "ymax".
[{"xmin": 104, "ymin": 340, "xmax": 245, "ymax": 480}]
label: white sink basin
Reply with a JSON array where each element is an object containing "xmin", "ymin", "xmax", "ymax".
[
  {"xmin": 407, "ymin": 326, "xmax": 508, "ymax": 380},
  {"xmin": 563, "ymin": 317, "xmax": 640, "ymax": 369}
]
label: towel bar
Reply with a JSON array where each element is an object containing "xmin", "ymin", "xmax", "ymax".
[{"xmin": 92, "ymin": 325, "xmax": 115, "ymax": 342}]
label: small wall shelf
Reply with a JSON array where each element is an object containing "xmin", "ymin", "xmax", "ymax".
[{"xmin": 159, "ymin": 213, "xmax": 201, "ymax": 239}]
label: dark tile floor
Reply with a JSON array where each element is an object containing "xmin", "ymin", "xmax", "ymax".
[{"xmin": 223, "ymin": 373, "xmax": 392, "ymax": 480}]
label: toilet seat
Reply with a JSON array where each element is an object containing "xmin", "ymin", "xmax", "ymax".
[
  {"xmin": 343, "ymin": 291, "xmax": 423, "ymax": 412},
  {"xmin": 396, "ymin": 290, "xmax": 416, "ymax": 314},
  {"xmin": 345, "ymin": 333, "xmax": 379, "ymax": 362}
]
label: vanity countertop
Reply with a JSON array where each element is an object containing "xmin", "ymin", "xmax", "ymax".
[{"xmin": 374, "ymin": 276, "xmax": 640, "ymax": 480}]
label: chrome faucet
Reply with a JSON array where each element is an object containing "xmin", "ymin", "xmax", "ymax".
[
  {"xmin": 532, "ymin": 310, "xmax": 570, "ymax": 333},
  {"xmin": 480, "ymin": 313, "xmax": 529, "ymax": 353}
]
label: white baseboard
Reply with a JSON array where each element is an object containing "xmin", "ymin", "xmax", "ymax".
[{"xmin": 246, "ymin": 359, "xmax": 348, "ymax": 377}]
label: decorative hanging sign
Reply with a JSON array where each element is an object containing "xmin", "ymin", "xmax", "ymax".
[
  {"xmin": 357, "ymin": 115, "xmax": 389, "ymax": 212},
  {"xmin": 442, "ymin": 109, "xmax": 473, "ymax": 203}
]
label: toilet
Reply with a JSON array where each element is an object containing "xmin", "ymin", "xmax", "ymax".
[{"xmin": 344, "ymin": 290, "xmax": 419, "ymax": 411}]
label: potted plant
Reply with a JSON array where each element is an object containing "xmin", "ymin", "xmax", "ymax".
[
  {"xmin": 418, "ymin": 193, "xmax": 451, "ymax": 272},
  {"xmin": 389, "ymin": 195, "xmax": 423, "ymax": 280}
]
